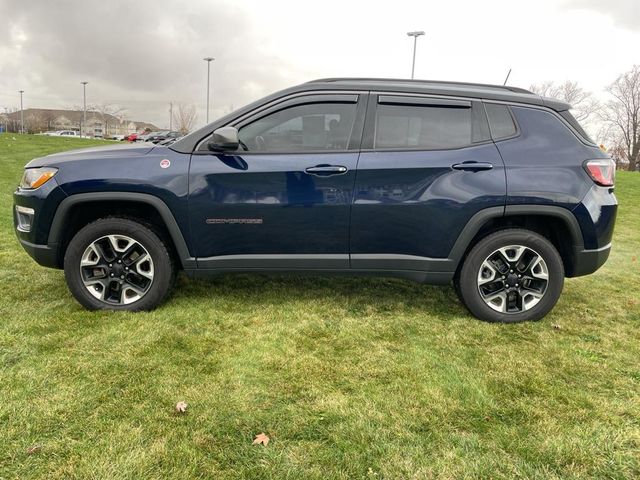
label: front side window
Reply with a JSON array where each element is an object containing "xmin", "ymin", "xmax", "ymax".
[
  {"xmin": 374, "ymin": 103, "xmax": 474, "ymax": 149},
  {"xmin": 238, "ymin": 102, "xmax": 357, "ymax": 152}
]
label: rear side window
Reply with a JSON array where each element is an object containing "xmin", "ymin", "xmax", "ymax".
[
  {"xmin": 375, "ymin": 103, "xmax": 474, "ymax": 149},
  {"xmin": 485, "ymin": 103, "xmax": 517, "ymax": 139}
]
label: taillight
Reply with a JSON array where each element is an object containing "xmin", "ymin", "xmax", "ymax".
[{"xmin": 584, "ymin": 159, "xmax": 615, "ymax": 187}]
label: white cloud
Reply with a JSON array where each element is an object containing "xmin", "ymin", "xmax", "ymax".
[{"xmin": 0, "ymin": 0, "xmax": 638, "ymax": 129}]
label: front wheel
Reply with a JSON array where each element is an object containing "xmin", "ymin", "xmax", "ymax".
[
  {"xmin": 456, "ymin": 229, "xmax": 564, "ymax": 323},
  {"xmin": 64, "ymin": 217, "xmax": 176, "ymax": 311}
]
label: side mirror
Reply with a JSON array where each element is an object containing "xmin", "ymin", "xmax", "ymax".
[{"xmin": 208, "ymin": 126, "xmax": 239, "ymax": 152}]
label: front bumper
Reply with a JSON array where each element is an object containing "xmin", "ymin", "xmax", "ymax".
[
  {"xmin": 17, "ymin": 238, "xmax": 59, "ymax": 268},
  {"xmin": 13, "ymin": 178, "xmax": 67, "ymax": 269}
]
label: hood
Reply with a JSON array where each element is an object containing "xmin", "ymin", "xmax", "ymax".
[{"xmin": 26, "ymin": 143, "xmax": 157, "ymax": 168}]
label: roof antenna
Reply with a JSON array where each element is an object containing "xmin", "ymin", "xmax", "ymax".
[{"xmin": 503, "ymin": 68, "xmax": 512, "ymax": 86}]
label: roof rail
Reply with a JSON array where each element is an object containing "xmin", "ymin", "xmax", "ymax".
[{"xmin": 306, "ymin": 77, "xmax": 533, "ymax": 95}]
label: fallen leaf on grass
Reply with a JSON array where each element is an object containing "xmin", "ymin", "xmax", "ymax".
[
  {"xmin": 552, "ymin": 324, "xmax": 562, "ymax": 330},
  {"xmin": 632, "ymin": 255, "xmax": 637, "ymax": 263},
  {"xmin": 252, "ymin": 432, "xmax": 270, "ymax": 446},
  {"xmin": 26, "ymin": 444, "xmax": 42, "ymax": 455},
  {"xmin": 175, "ymin": 401, "xmax": 188, "ymax": 413}
]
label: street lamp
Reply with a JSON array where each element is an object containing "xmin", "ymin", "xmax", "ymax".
[
  {"xmin": 406, "ymin": 31, "xmax": 425, "ymax": 79},
  {"xmin": 203, "ymin": 57, "xmax": 215, "ymax": 124},
  {"xmin": 19, "ymin": 90, "xmax": 24, "ymax": 134},
  {"xmin": 81, "ymin": 81, "xmax": 88, "ymax": 136}
]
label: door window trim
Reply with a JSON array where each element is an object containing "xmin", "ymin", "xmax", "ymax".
[
  {"xmin": 194, "ymin": 91, "xmax": 368, "ymax": 154},
  {"xmin": 360, "ymin": 92, "xmax": 492, "ymax": 152}
]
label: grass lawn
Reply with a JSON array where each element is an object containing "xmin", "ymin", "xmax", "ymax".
[{"xmin": 0, "ymin": 133, "xmax": 639, "ymax": 479}]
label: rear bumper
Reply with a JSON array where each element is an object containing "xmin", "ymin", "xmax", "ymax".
[{"xmin": 569, "ymin": 243, "xmax": 611, "ymax": 277}]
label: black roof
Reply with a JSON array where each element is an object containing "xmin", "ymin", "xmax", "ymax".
[
  {"xmin": 171, "ymin": 77, "xmax": 571, "ymax": 153},
  {"xmin": 307, "ymin": 77, "xmax": 534, "ymax": 94},
  {"xmin": 304, "ymin": 77, "xmax": 569, "ymax": 110}
]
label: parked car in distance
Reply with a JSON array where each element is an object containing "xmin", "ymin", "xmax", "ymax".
[
  {"xmin": 136, "ymin": 131, "xmax": 160, "ymax": 142},
  {"xmin": 13, "ymin": 78, "xmax": 617, "ymax": 322},
  {"xmin": 42, "ymin": 130, "xmax": 80, "ymax": 137},
  {"xmin": 123, "ymin": 132, "xmax": 139, "ymax": 142},
  {"xmin": 147, "ymin": 131, "xmax": 182, "ymax": 144}
]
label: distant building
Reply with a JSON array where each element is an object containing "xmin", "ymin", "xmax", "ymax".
[{"xmin": 4, "ymin": 108, "xmax": 158, "ymax": 137}]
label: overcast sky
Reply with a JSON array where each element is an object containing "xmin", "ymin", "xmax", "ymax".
[{"xmin": 0, "ymin": 0, "xmax": 638, "ymax": 130}]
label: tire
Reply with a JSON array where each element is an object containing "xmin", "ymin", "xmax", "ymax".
[
  {"xmin": 456, "ymin": 229, "xmax": 564, "ymax": 323},
  {"xmin": 64, "ymin": 217, "xmax": 176, "ymax": 311}
]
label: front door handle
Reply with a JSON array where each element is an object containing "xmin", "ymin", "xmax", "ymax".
[
  {"xmin": 305, "ymin": 165, "xmax": 348, "ymax": 176},
  {"xmin": 451, "ymin": 161, "xmax": 494, "ymax": 171}
]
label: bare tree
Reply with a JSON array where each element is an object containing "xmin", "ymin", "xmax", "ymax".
[
  {"xmin": 25, "ymin": 111, "xmax": 46, "ymax": 133},
  {"xmin": 172, "ymin": 103, "xmax": 196, "ymax": 134},
  {"xmin": 602, "ymin": 65, "xmax": 640, "ymax": 172},
  {"xmin": 530, "ymin": 80, "xmax": 600, "ymax": 123},
  {"xmin": 41, "ymin": 110, "xmax": 56, "ymax": 131},
  {"xmin": 93, "ymin": 104, "xmax": 126, "ymax": 137},
  {"xmin": 596, "ymin": 122, "xmax": 627, "ymax": 169},
  {"xmin": 5, "ymin": 107, "xmax": 20, "ymax": 132}
]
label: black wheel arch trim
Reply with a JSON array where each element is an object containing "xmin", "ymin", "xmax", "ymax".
[
  {"xmin": 448, "ymin": 204, "xmax": 584, "ymax": 268},
  {"xmin": 503, "ymin": 205, "xmax": 584, "ymax": 248},
  {"xmin": 47, "ymin": 192, "xmax": 195, "ymax": 269}
]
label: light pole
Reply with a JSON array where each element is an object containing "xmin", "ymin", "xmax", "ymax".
[
  {"xmin": 406, "ymin": 31, "xmax": 425, "ymax": 79},
  {"xmin": 203, "ymin": 57, "xmax": 215, "ymax": 124},
  {"xmin": 19, "ymin": 90, "xmax": 24, "ymax": 134},
  {"xmin": 81, "ymin": 81, "xmax": 88, "ymax": 136}
]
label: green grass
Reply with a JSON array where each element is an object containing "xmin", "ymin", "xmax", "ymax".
[{"xmin": 0, "ymin": 133, "xmax": 639, "ymax": 479}]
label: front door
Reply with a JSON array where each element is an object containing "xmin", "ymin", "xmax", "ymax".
[{"xmin": 189, "ymin": 93, "xmax": 367, "ymax": 270}]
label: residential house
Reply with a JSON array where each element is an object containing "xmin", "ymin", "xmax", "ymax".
[{"xmin": 5, "ymin": 108, "xmax": 158, "ymax": 137}]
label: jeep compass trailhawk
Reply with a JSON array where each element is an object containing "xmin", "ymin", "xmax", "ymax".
[{"xmin": 13, "ymin": 78, "xmax": 617, "ymax": 322}]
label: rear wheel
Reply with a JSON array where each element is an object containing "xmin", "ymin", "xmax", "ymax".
[
  {"xmin": 456, "ymin": 229, "xmax": 564, "ymax": 323},
  {"xmin": 64, "ymin": 217, "xmax": 175, "ymax": 311}
]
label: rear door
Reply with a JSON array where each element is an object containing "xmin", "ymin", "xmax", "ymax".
[
  {"xmin": 188, "ymin": 92, "xmax": 367, "ymax": 270},
  {"xmin": 350, "ymin": 94, "xmax": 506, "ymax": 273}
]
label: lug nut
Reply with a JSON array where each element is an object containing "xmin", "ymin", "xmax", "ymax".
[
  {"xmin": 515, "ymin": 283, "xmax": 519, "ymax": 287},
  {"xmin": 125, "ymin": 267, "xmax": 129, "ymax": 271},
  {"xmin": 518, "ymin": 274, "xmax": 522, "ymax": 278},
  {"xmin": 501, "ymin": 275, "xmax": 505, "ymax": 279},
  {"xmin": 505, "ymin": 284, "xmax": 510, "ymax": 288},
  {"xmin": 510, "ymin": 269, "xmax": 513, "ymax": 273},
  {"xmin": 118, "ymin": 260, "xmax": 122, "ymax": 264},
  {"xmin": 120, "ymin": 275, "xmax": 124, "ymax": 279},
  {"xmin": 110, "ymin": 273, "xmax": 114, "ymax": 277},
  {"xmin": 109, "ymin": 263, "xmax": 112, "ymax": 267}
]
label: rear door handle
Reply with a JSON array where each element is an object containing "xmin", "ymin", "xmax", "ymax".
[
  {"xmin": 451, "ymin": 161, "xmax": 493, "ymax": 171},
  {"xmin": 305, "ymin": 165, "xmax": 348, "ymax": 176}
]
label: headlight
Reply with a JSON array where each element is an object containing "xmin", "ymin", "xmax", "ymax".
[{"xmin": 19, "ymin": 167, "xmax": 58, "ymax": 189}]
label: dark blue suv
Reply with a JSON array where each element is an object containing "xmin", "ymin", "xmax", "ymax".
[{"xmin": 13, "ymin": 78, "xmax": 617, "ymax": 322}]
